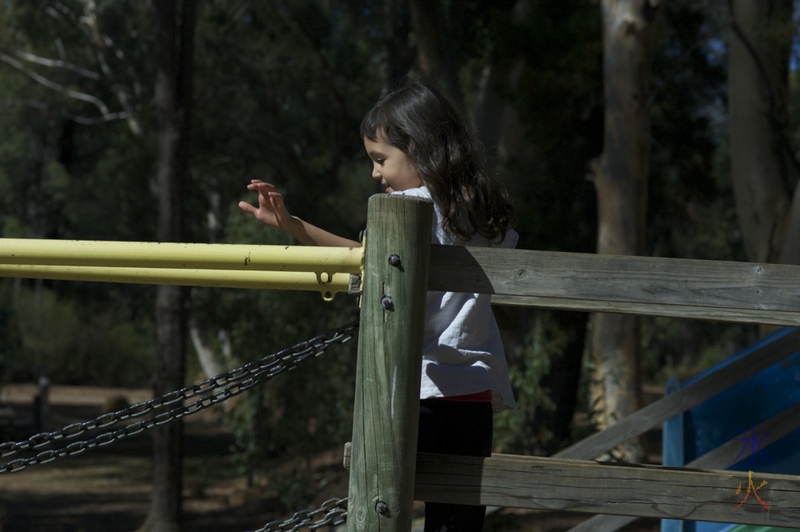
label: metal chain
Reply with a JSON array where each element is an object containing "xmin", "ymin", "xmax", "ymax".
[
  {"xmin": 0, "ymin": 319, "xmax": 359, "ymax": 474},
  {"xmin": 252, "ymin": 497, "xmax": 348, "ymax": 532}
]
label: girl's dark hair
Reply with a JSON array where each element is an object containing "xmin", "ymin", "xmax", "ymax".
[{"xmin": 360, "ymin": 79, "xmax": 516, "ymax": 242}]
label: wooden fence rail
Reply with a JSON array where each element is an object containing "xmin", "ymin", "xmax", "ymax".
[
  {"xmin": 413, "ymin": 453, "xmax": 800, "ymax": 528},
  {"xmin": 343, "ymin": 435, "xmax": 800, "ymax": 530},
  {"xmin": 429, "ymin": 246, "xmax": 800, "ymax": 326},
  {"xmin": 568, "ymin": 401, "xmax": 800, "ymax": 532}
]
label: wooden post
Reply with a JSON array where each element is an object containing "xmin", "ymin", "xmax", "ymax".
[{"xmin": 347, "ymin": 194, "xmax": 432, "ymax": 532}]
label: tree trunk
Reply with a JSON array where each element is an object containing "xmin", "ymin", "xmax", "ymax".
[
  {"xmin": 138, "ymin": 2, "xmax": 197, "ymax": 531},
  {"xmin": 589, "ymin": 0, "xmax": 660, "ymax": 462},
  {"xmin": 473, "ymin": 0, "xmax": 530, "ymax": 161},
  {"xmin": 409, "ymin": 0, "xmax": 463, "ymax": 108},
  {"xmin": 189, "ymin": 323, "xmax": 225, "ymax": 380},
  {"xmin": 728, "ymin": 0, "xmax": 797, "ymax": 266}
]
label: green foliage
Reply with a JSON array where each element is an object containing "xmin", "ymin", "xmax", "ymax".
[
  {"xmin": 649, "ymin": 0, "xmax": 738, "ymax": 262},
  {"xmin": 0, "ymin": 283, "xmax": 23, "ymax": 375},
  {"xmin": 493, "ymin": 0, "xmax": 603, "ymax": 254},
  {"xmin": 641, "ymin": 315, "xmax": 757, "ymax": 385},
  {"xmin": 494, "ymin": 312, "xmax": 572, "ymax": 455},
  {"xmin": 178, "ymin": 1, "xmax": 389, "ymax": 471},
  {"xmin": 61, "ymin": 127, "xmax": 158, "ymax": 241},
  {"xmin": 0, "ymin": 1, "xmax": 160, "ymax": 388},
  {"xmin": 272, "ymin": 465, "xmax": 313, "ymax": 511},
  {"xmin": 189, "ymin": 0, "xmax": 385, "ymax": 244},
  {"xmin": 4, "ymin": 282, "xmax": 154, "ymax": 386},
  {"xmin": 191, "ymin": 210, "xmax": 359, "ymax": 466}
]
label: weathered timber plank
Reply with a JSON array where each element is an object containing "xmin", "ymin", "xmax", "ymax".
[
  {"xmin": 555, "ymin": 327, "xmax": 800, "ymax": 460},
  {"xmin": 428, "ymin": 246, "xmax": 800, "ymax": 325},
  {"xmin": 489, "ymin": 295, "xmax": 800, "ymax": 326},
  {"xmin": 566, "ymin": 402, "xmax": 800, "ymax": 532},
  {"xmin": 344, "ymin": 405, "xmax": 800, "ymax": 532},
  {"xmin": 414, "ymin": 453, "xmax": 800, "ymax": 528}
]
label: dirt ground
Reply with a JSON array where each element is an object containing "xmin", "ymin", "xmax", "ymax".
[{"xmin": 0, "ymin": 384, "xmax": 660, "ymax": 532}]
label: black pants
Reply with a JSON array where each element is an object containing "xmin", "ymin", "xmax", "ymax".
[{"xmin": 417, "ymin": 399, "xmax": 493, "ymax": 532}]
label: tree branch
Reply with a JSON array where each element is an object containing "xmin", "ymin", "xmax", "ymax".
[
  {"xmin": 1, "ymin": 97, "xmax": 127, "ymax": 126},
  {"xmin": 14, "ymin": 0, "xmax": 142, "ymax": 135},
  {"xmin": 727, "ymin": 0, "xmax": 800, "ymax": 188},
  {"xmin": 0, "ymin": 51, "xmax": 111, "ymax": 114},
  {"xmin": 12, "ymin": 50, "xmax": 100, "ymax": 80}
]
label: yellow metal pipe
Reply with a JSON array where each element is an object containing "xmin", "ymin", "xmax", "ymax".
[
  {"xmin": 0, "ymin": 238, "xmax": 363, "ymax": 273},
  {"xmin": 0, "ymin": 264, "xmax": 351, "ymax": 299}
]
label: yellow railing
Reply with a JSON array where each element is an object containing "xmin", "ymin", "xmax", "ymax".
[{"xmin": 0, "ymin": 238, "xmax": 363, "ymax": 300}]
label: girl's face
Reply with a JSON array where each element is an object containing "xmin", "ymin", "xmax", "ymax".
[{"xmin": 364, "ymin": 134, "xmax": 422, "ymax": 193}]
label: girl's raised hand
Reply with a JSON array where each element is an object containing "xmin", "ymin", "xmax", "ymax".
[
  {"xmin": 238, "ymin": 179, "xmax": 360, "ymax": 247},
  {"xmin": 238, "ymin": 180, "xmax": 294, "ymax": 232}
]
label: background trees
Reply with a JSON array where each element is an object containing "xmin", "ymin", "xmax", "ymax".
[{"xmin": 1, "ymin": 0, "xmax": 797, "ymax": 523}]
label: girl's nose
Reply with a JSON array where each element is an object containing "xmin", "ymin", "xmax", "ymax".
[{"xmin": 371, "ymin": 165, "xmax": 380, "ymax": 179}]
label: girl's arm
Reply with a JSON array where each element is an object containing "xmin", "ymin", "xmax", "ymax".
[{"xmin": 238, "ymin": 180, "xmax": 361, "ymax": 247}]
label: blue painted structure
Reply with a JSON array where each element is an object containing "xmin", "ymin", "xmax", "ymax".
[{"xmin": 661, "ymin": 327, "xmax": 800, "ymax": 532}]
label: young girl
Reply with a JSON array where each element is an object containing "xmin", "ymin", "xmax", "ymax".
[{"xmin": 239, "ymin": 79, "xmax": 518, "ymax": 532}]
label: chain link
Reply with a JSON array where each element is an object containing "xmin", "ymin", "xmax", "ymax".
[
  {"xmin": 0, "ymin": 320, "xmax": 359, "ymax": 474},
  {"xmin": 252, "ymin": 497, "xmax": 348, "ymax": 532}
]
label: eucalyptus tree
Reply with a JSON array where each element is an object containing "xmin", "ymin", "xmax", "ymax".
[
  {"xmin": 0, "ymin": 0, "xmax": 149, "ymax": 242},
  {"xmin": 138, "ymin": 2, "xmax": 197, "ymax": 531},
  {"xmin": 728, "ymin": 0, "xmax": 799, "ymax": 269},
  {"xmin": 588, "ymin": 0, "xmax": 660, "ymax": 462},
  {"xmin": 0, "ymin": 0, "xmax": 157, "ymax": 372},
  {"xmin": 1, "ymin": 3, "xmax": 194, "ymax": 531}
]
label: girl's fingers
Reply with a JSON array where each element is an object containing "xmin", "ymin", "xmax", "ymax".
[
  {"xmin": 269, "ymin": 193, "xmax": 286, "ymax": 215},
  {"xmin": 247, "ymin": 181, "xmax": 276, "ymax": 192},
  {"xmin": 240, "ymin": 182, "xmax": 287, "ymax": 229}
]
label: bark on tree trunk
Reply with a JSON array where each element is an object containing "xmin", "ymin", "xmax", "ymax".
[
  {"xmin": 473, "ymin": 0, "xmax": 530, "ymax": 160},
  {"xmin": 728, "ymin": 0, "xmax": 796, "ymax": 266},
  {"xmin": 189, "ymin": 323, "xmax": 225, "ymax": 380},
  {"xmin": 474, "ymin": 1, "xmax": 531, "ymax": 161},
  {"xmin": 589, "ymin": 0, "xmax": 660, "ymax": 462},
  {"xmin": 409, "ymin": 0, "xmax": 463, "ymax": 109},
  {"xmin": 138, "ymin": 2, "xmax": 197, "ymax": 531}
]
